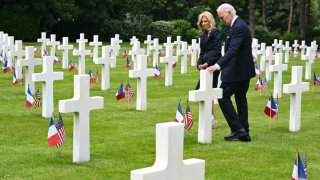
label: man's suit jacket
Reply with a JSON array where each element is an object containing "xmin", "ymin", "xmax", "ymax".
[{"xmin": 216, "ymin": 17, "xmax": 255, "ymax": 82}]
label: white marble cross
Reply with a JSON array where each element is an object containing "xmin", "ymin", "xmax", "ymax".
[
  {"xmin": 269, "ymin": 53, "xmax": 288, "ymax": 98},
  {"xmin": 129, "ymin": 41, "xmax": 145, "ymax": 70},
  {"xmin": 130, "ymin": 36, "xmax": 139, "ymax": 45},
  {"xmin": 0, "ymin": 33, "xmax": 9, "ymax": 53},
  {"xmin": 292, "ymin": 40, "xmax": 300, "ymax": 57},
  {"xmin": 93, "ymin": 46, "xmax": 115, "ymax": 91},
  {"xmin": 277, "ymin": 40, "xmax": 284, "ymax": 53},
  {"xmin": 188, "ymin": 39, "xmax": 198, "ymax": 66},
  {"xmin": 8, "ymin": 40, "xmax": 25, "ymax": 79},
  {"xmin": 144, "ymin": 35, "xmax": 153, "ymax": 56},
  {"xmin": 32, "ymin": 56, "xmax": 64, "ymax": 117},
  {"xmin": 283, "ymin": 66, "xmax": 309, "ymax": 132},
  {"xmin": 17, "ymin": 46, "xmax": 42, "ymax": 95},
  {"xmin": 272, "ymin": 39, "xmax": 278, "ymax": 53},
  {"xmin": 150, "ymin": 38, "xmax": 162, "ymax": 67},
  {"xmin": 109, "ymin": 38, "xmax": 120, "ymax": 68},
  {"xmin": 73, "ymin": 34, "xmax": 91, "ymax": 74},
  {"xmin": 174, "ymin": 36, "xmax": 182, "ymax": 54},
  {"xmin": 59, "ymin": 75, "xmax": 104, "ymax": 162},
  {"xmin": 264, "ymin": 46, "xmax": 274, "ymax": 81},
  {"xmin": 252, "ymin": 38, "xmax": 259, "ymax": 59},
  {"xmin": 113, "ymin": 34, "xmax": 123, "ymax": 56},
  {"xmin": 58, "ymin": 37, "xmax": 74, "ymax": 69},
  {"xmin": 129, "ymin": 55, "xmax": 154, "ymax": 111},
  {"xmin": 303, "ymin": 47, "xmax": 315, "ymax": 80},
  {"xmin": 258, "ymin": 43, "xmax": 266, "ymax": 71},
  {"xmin": 189, "ymin": 70, "xmax": 222, "ymax": 143},
  {"xmin": 300, "ymin": 40, "xmax": 307, "ymax": 60},
  {"xmin": 47, "ymin": 34, "xmax": 60, "ymax": 58},
  {"xmin": 311, "ymin": 41, "xmax": 318, "ymax": 55},
  {"xmin": 89, "ymin": 35, "xmax": 102, "ymax": 58},
  {"xmin": 37, "ymin": 32, "xmax": 49, "ymax": 55},
  {"xmin": 130, "ymin": 122, "xmax": 205, "ymax": 180},
  {"xmin": 3, "ymin": 36, "xmax": 15, "ymax": 68},
  {"xmin": 177, "ymin": 41, "xmax": 191, "ymax": 74},
  {"xmin": 160, "ymin": 46, "xmax": 178, "ymax": 86},
  {"xmin": 163, "ymin": 37, "xmax": 173, "ymax": 47},
  {"xmin": 283, "ymin": 41, "xmax": 292, "ymax": 63}
]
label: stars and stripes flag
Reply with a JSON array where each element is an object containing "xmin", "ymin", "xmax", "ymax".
[
  {"xmin": 264, "ymin": 95, "xmax": 278, "ymax": 118},
  {"xmin": 154, "ymin": 64, "xmax": 161, "ymax": 78},
  {"xmin": 261, "ymin": 76, "xmax": 268, "ymax": 91},
  {"xmin": 94, "ymin": 70, "xmax": 99, "ymax": 85},
  {"xmin": 292, "ymin": 150, "xmax": 307, "ymax": 180},
  {"xmin": 68, "ymin": 60, "xmax": 75, "ymax": 72},
  {"xmin": 12, "ymin": 69, "xmax": 18, "ymax": 86},
  {"xmin": 184, "ymin": 104, "xmax": 193, "ymax": 130},
  {"xmin": 313, "ymin": 72, "xmax": 320, "ymax": 86},
  {"xmin": 116, "ymin": 82, "xmax": 125, "ymax": 100},
  {"xmin": 303, "ymin": 153, "xmax": 307, "ymax": 178},
  {"xmin": 126, "ymin": 58, "xmax": 131, "ymax": 69},
  {"xmin": 3, "ymin": 59, "xmax": 11, "ymax": 73},
  {"xmin": 88, "ymin": 70, "xmax": 94, "ymax": 85},
  {"xmin": 26, "ymin": 84, "xmax": 34, "ymax": 109},
  {"xmin": 124, "ymin": 82, "xmax": 134, "ymax": 101},
  {"xmin": 175, "ymin": 101, "xmax": 184, "ymax": 123},
  {"xmin": 48, "ymin": 116, "xmax": 60, "ymax": 147},
  {"xmin": 34, "ymin": 89, "xmax": 41, "ymax": 109},
  {"xmin": 55, "ymin": 113, "xmax": 65, "ymax": 148}
]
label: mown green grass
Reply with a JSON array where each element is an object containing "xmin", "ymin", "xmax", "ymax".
[{"xmin": 0, "ymin": 42, "xmax": 319, "ymax": 179}]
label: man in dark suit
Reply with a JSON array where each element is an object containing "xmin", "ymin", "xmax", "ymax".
[{"xmin": 207, "ymin": 3, "xmax": 255, "ymax": 142}]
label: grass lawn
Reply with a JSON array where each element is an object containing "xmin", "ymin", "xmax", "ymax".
[{"xmin": 0, "ymin": 42, "xmax": 319, "ymax": 179}]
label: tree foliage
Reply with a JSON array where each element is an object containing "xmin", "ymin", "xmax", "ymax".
[{"xmin": 0, "ymin": 0, "xmax": 319, "ymax": 43}]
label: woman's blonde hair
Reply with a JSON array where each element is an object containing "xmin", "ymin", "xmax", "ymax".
[{"xmin": 197, "ymin": 11, "xmax": 216, "ymax": 32}]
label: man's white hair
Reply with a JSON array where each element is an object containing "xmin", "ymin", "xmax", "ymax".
[{"xmin": 217, "ymin": 3, "xmax": 236, "ymax": 15}]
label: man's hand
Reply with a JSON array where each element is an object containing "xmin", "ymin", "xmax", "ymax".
[{"xmin": 207, "ymin": 65, "xmax": 217, "ymax": 73}]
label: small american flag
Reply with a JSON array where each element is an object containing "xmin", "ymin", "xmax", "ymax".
[
  {"xmin": 124, "ymin": 82, "xmax": 134, "ymax": 101},
  {"xmin": 34, "ymin": 90, "xmax": 41, "ymax": 109},
  {"xmin": 55, "ymin": 113, "xmax": 65, "ymax": 148},
  {"xmin": 184, "ymin": 104, "xmax": 193, "ymax": 130}
]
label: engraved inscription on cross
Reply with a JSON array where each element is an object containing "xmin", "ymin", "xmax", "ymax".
[
  {"xmin": 59, "ymin": 75, "xmax": 104, "ymax": 162},
  {"xmin": 160, "ymin": 46, "xmax": 178, "ymax": 86},
  {"xmin": 130, "ymin": 122, "xmax": 205, "ymax": 180},
  {"xmin": 93, "ymin": 46, "xmax": 116, "ymax": 91},
  {"xmin": 32, "ymin": 56, "xmax": 64, "ymax": 118},
  {"xmin": 189, "ymin": 70, "xmax": 222, "ymax": 143},
  {"xmin": 283, "ymin": 66, "xmax": 309, "ymax": 132},
  {"xmin": 17, "ymin": 46, "xmax": 42, "ymax": 95}
]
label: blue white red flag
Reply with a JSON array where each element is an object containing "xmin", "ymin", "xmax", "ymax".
[
  {"xmin": 12, "ymin": 69, "xmax": 18, "ymax": 86},
  {"xmin": 26, "ymin": 84, "xmax": 34, "ymax": 109},
  {"xmin": 264, "ymin": 95, "xmax": 278, "ymax": 118},
  {"xmin": 69, "ymin": 60, "xmax": 75, "ymax": 72},
  {"xmin": 3, "ymin": 60, "xmax": 10, "ymax": 73},
  {"xmin": 154, "ymin": 64, "xmax": 161, "ymax": 78},
  {"xmin": 255, "ymin": 65, "xmax": 261, "ymax": 77},
  {"xmin": 313, "ymin": 72, "xmax": 320, "ymax": 86},
  {"xmin": 88, "ymin": 70, "xmax": 94, "ymax": 84},
  {"xmin": 175, "ymin": 101, "xmax": 184, "ymax": 123},
  {"xmin": 292, "ymin": 151, "xmax": 307, "ymax": 180},
  {"xmin": 126, "ymin": 58, "xmax": 131, "ymax": 69},
  {"xmin": 48, "ymin": 116, "xmax": 59, "ymax": 147},
  {"xmin": 116, "ymin": 82, "xmax": 125, "ymax": 100}
]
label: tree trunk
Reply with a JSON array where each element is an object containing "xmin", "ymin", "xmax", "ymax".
[
  {"xmin": 287, "ymin": 0, "xmax": 294, "ymax": 33},
  {"xmin": 305, "ymin": 0, "xmax": 311, "ymax": 25},
  {"xmin": 300, "ymin": 0, "xmax": 306, "ymax": 40},
  {"xmin": 262, "ymin": 0, "xmax": 266, "ymax": 27},
  {"xmin": 249, "ymin": 0, "xmax": 255, "ymax": 37}
]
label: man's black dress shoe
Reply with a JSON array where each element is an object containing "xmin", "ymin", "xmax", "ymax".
[
  {"xmin": 224, "ymin": 128, "xmax": 247, "ymax": 141},
  {"xmin": 238, "ymin": 133, "xmax": 251, "ymax": 142}
]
